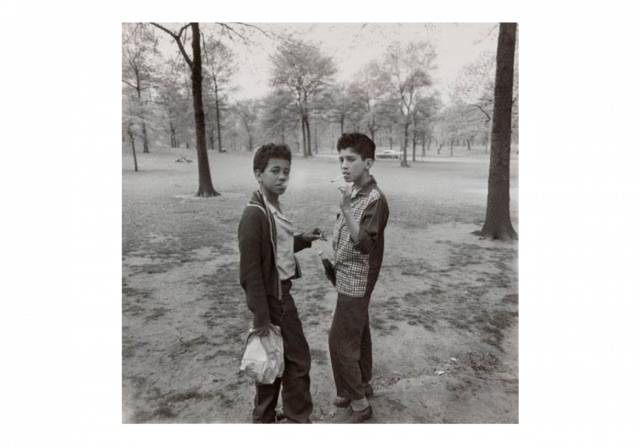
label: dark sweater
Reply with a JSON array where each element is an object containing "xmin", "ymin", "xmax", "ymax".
[{"xmin": 238, "ymin": 190, "xmax": 311, "ymax": 328}]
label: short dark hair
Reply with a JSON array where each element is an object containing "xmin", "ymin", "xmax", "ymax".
[
  {"xmin": 336, "ymin": 133, "xmax": 376, "ymax": 160},
  {"xmin": 253, "ymin": 143, "xmax": 292, "ymax": 172}
]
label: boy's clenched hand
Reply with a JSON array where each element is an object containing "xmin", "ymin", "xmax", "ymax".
[
  {"xmin": 339, "ymin": 184, "xmax": 353, "ymax": 212},
  {"xmin": 301, "ymin": 227, "xmax": 323, "ymax": 243}
]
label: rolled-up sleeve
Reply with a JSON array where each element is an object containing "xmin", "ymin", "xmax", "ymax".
[
  {"xmin": 293, "ymin": 234, "xmax": 312, "ymax": 253},
  {"xmin": 353, "ymin": 198, "xmax": 388, "ymax": 254}
]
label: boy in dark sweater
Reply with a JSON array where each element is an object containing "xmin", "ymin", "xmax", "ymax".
[{"xmin": 238, "ymin": 143, "xmax": 322, "ymax": 423}]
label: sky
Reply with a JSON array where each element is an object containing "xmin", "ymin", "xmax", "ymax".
[{"xmin": 156, "ymin": 23, "xmax": 499, "ymax": 104}]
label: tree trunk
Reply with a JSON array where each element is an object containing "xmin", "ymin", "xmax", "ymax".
[
  {"xmin": 169, "ymin": 122, "xmax": 176, "ymax": 147},
  {"xmin": 421, "ymin": 134, "xmax": 426, "ymax": 157},
  {"xmin": 134, "ymin": 79, "xmax": 151, "ymax": 154},
  {"xmin": 427, "ymin": 137, "xmax": 432, "ymax": 152},
  {"xmin": 129, "ymin": 130, "xmax": 138, "ymax": 172},
  {"xmin": 330, "ymin": 126, "xmax": 335, "ymax": 150},
  {"xmin": 314, "ymin": 127, "xmax": 318, "ymax": 154},
  {"xmin": 437, "ymin": 142, "xmax": 443, "ymax": 155},
  {"xmin": 467, "ymin": 139, "xmax": 471, "ymax": 151},
  {"xmin": 305, "ymin": 118, "xmax": 313, "ymax": 156},
  {"xmin": 400, "ymin": 122, "xmax": 410, "ymax": 167},
  {"xmin": 142, "ymin": 122, "xmax": 150, "ymax": 153},
  {"xmin": 412, "ymin": 130, "xmax": 417, "ymax": 162},
  {"xmin": 450, "ymin": 139, "xmax": 454, "ymax": 157},
  {"xmin": 215, "ymin": 89, "xmax": 223, "ymax": 152},
  {"xmin": 301, "ymin": 116, "xmax": 307, "ymax": 157},
  {"xmin": 190, "ymin": 23, "xmax": 219, "ymax": 197},
  {"xmin": 479, "ymin": 23, "xmax": 518, "ymax": 240},
  {"xmin": 307, "ymin": 120, "xmax": 311, "ymax": 156},
  {"xmin": 281, "ymin": 121, "xmax": 285, "ymax": 146}
]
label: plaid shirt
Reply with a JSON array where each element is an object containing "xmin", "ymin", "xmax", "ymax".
[{"xmin": 332, "ymin": 177, "xmax": 389, "ymax": 297}]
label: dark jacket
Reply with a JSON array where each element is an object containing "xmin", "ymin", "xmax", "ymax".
[{"xmin": 238, "ymin": 190, "xmax": 311, "ymax": 328}]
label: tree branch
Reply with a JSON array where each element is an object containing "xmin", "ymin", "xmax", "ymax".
[
  {"xmin": 150, "ymin": 22, "xmax": 193, "ymax": 71},
  {"xmin": 215, "ymin": 23, "xmax": 248, "ymax": 44},
  {"xmin": 122, "ymin": 79, "xmax": 138, "ymax": 89},
  {"xmin": 230, "ymin": 22, "xmax": 273, "ymax": 39},
  {"xmin": 474, "ymin": 104, "xmax": 492, "ymax": 122},
  {"xmin": 122, "ymin": 23, "xmax": 142, "ymax": 45}
]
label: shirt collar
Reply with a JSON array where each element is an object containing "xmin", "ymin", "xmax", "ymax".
[
  {"xmin": 354, "ymin": 177, "xmax": 378, "ymax": 197},
  {"xmin": 265, "ymin": 200, "xmax": 286, "ymax": 219}
]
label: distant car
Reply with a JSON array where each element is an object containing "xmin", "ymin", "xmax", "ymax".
[{"xmin": 377, "ymin": 149, "xmax": 403, "ymax": 160}]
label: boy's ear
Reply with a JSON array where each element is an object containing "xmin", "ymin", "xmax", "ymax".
[
  {"xmin": 364, "ymin": 158, "xmax": 374, "ymax": 170},
  {"xmin": 254, "ymin": 170, "xmax": 263, "ymax": 182}
]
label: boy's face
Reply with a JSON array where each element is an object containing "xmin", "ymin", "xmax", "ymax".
[
  {"xmin": 338, "ymin": 147, "xmax": 373, "ymax": 183},
  {"xmin": 255, "ymin": 158, "xmax": 291, "ymax": 196}
]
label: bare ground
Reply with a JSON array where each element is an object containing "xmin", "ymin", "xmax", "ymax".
[{"xmin": 122, "ymin": 146, "xmax": 518, "ymax": 423}]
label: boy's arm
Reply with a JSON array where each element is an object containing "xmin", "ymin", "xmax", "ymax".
[
  {"xmin": 293, "ymin": 233, "xmax": 312, "ymax": 253},
  {"xmin": 351, "ymin": 198, "xmax": 390, "ymax": 255},
  {"xmin": 293, "ymin": 227, "xmax": 322, "ymax": 252},
  {"xmin": 339, "ymin": 184, "xmax": 361, "ymax": 244},
  {"xmin": 238, "ymin": 209, "xmax": 271, "ymax": 330}
]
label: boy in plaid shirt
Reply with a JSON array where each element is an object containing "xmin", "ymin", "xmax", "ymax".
[{"xmin": 329, "ymin": 133, "xmax": 390, "ymax": 423}]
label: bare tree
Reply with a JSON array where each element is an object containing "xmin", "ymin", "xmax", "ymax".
[
  {"xmin": 454, "ymin": 45, "xmax": 519, "ymax": 153},
  {"xmin": 409, "ymin": 94, "xmax": 439, "ymax": 161},
  {"xmin": 203, "ymin": 38, "xmax": 237, "ymax": 153},
  {"xmin": 122, "ymin": 93, "xmax": 140, "ymax": 171},
  {"xmin": 155, "ymin": 58, "xmax": 193, "ymax": 148},
  {"xmin": 122, "ymin": 24, "xmax": 159, "ymax": 154},
  {"xmin": 260, "ymin": 89, "xmax": 299, "ymax": 147},
  {"xmin": 479, "ymin": 23, "xmax": 518, "ymax": 240},
  {"xmin": 324, "ymin": 83, "xmax": 364, "ymax": 136},
  {"xmin": 270, "ymin": 38, "xmax": 337, "ymax": 157},
  {"xmin": 151, "ymin": 22, "xmax": 220, "ymax": 197},
  {"xmin": 352, "ymin": 62, "xmax": 389, "ymax": 143},
  {"xmin": 380, "ymin": 41, "xmax": 436, "ymax": 167},
  {"xmin": 232, "ymin": 99, "xmax": 259, "ymax": 151}
]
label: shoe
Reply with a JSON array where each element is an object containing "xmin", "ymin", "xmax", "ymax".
[
  {"xmin": 277, "ymin": 417, "xmax": 312, "ymax": 424},
  {"xmin": 332, "ymin": 384, "xmax": 374, "ymax": 407},
  {"xmin": 275, "ymin": 411, "xmax": 312, "ymax": 423},
  {"xmin": 334, "ymin": 406, "xmax": 373, "ymax": 424}
]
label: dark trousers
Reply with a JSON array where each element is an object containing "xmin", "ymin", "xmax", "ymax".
[
  {"xmin": 328, "ymin": 292, "xmax": 373, "ymax": 400},
  {"xmin": 252, "ymin": 280, "xmax": 313, "ymax": 423}
]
